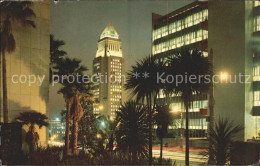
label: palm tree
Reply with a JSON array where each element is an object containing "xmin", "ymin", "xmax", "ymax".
[
  {"xmin": 202, "ymin": 118, "xmax": 243, "ymax": 165},
  {"xmin": 78, "ymin": 98, "xmax": 97, "ymax": 152},
  {"xmin": 55, "ymin": 57, "xmax": 91, "ymax": 155},
  {"xmin": 125, "ymin": 55, "xmax": 166, "ymax": 164},
  {"xmin": 167, "ymin": 48, "xmax": 212, "ymax": 166},
  {"xmin": 0, "ymin": 2, "xmax": 36, "ymax": 123},
  {"xmin": 115, "ymin": 101, "xmax": 149, "ymax": 163},
  {"xmin": 154, "ymin": 105, "xmax": 173, "ymax": 165},
  {"xmin": 50, "ymin": 35, "xmax": 67, "ymax": 83},
  {"xmin": 15, "ymin": 111, "xmax": 49, "ymax": 152}
]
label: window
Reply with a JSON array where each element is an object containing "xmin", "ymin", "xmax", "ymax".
[
  {"xmin": 255, "ymin": 1, "xmax": 260, "ymax": 7},
  {"xmin": 254, "ymin": 91, "xmax": 260, "ymax": 106}
]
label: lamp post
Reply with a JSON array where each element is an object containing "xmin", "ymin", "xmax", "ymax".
[{"xmin": 171, "ymin": 106, "xmax": 183, "ymax": 138}]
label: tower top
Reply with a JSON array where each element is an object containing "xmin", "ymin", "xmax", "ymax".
[{"xmin": 100, "ymin": 23, "xmax": 119, "ymax": 40}]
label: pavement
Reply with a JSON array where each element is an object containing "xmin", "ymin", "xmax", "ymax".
[{"xmin": 152, "ymin": 147, "xmax": 207, "ymax": 166}]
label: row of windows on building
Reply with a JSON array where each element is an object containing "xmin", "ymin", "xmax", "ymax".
[
  {"xmin": 153, "ymin": 29, "xmax": 208, "ymax": 54},
  {"xmin": 254, "ymin": 15, "xmax": 260, "ymax": 32},
  {"xmin": 170, "ymin": 100, "xmax": 208, "ymax": 112},
  {"xmin": 153, "ymin": 9, "xmax": 208, "ymax": 40},
  {"xmin": 174, "ymin": 118, "xmax": 207, "ymax": 129},
  {"xmin": 254, "ymin": 65, "xmax": 260, "ymax": 106},
  {"xmin": 107, "ymin": 44, "xmax": 121, "ymax": 51},
  {"xmin": 255, "ymin": 1, "xmax": 260, "ymax": 7}
]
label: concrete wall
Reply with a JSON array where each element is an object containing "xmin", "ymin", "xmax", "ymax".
[
  {"xmin": 208, "ymin": 0, "xmax": 255, "ymax": 140},
  {"xmin": 2, "ymin": 2, "xmax": 50, "ymax": 145}
]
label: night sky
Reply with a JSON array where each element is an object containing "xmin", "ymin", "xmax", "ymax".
[{"xmin": 49, "ymin": 0, "xmax": 191, "ymax": 119}]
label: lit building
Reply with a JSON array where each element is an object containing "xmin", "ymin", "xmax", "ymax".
[
  {"xmin": 92, "ymin": 23, "xmax": 126, "ymax": 118},
  {"xmin": 152, "ymin": 1, "xmax": 260, "ymax": 140},
  {"xmin": 0, "ymin": 2, "xmax": 50, "ymax": 144},
  {"xmin": 152, "ymin": 1, "xmax": 208, "ymax": 138},
  {"xmin": 48, "ymin": 117, "xmax": 65, "ymax": 145}
]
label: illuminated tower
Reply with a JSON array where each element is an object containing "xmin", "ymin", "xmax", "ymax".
[{"xmin": 92, "ymin": 23, "xmax": 126, "ymax": 118}]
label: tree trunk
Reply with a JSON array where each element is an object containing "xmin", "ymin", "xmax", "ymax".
[
  {"xmin": 208, "ymin": 48, "xmax": 215, "ymax": 164},
  {"xmin": 159, "ymin": 136, "xmax": 163, "ymax": 165},
  {"xmin": 0, "ymin": 51, "xmax": 2, "ymax": 123},
  {"xmin": 72, "ymin": 119, "xmax": 78, "ymax": 154},
  {"xmin": 2, "ymin": 51, "xmax": 8, "ymax": 123},
  {"xmin": 65, "ymin": 101, "xmax": 71, "ymax": 156},
  {"xmin": 147, "ymin": 94, "xmax": 153, "ymax": 165},
  {"xmin": 185, "ymin": 105, "xmax": 189, "ymax": 166}
]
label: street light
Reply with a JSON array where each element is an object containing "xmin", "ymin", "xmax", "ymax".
[
  {"xmin": 100, "ymin": 121, "xmax": 106, "ymax": 128},
  {"xmin": 220, "ymin": 71, "xmax": 229, "ymax": 82},
  {"xmin": 170, "ymin": 106, "xmax": 179, "ymax": 113},
  {"xmin": 170, "ymin": 105, "xmax": 183, "ymax": 138},
  {"xmin": 98, "ymin": 105, "xmax": 104, "ymax": 111},
  {"xmin": 96, "ymin": 133, "xmax": 102, "ymax": 139}
]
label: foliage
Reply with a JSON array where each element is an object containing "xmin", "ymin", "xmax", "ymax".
[
  {"xmin": 78, "ymin": 99, "xmax": 98, "ymax": 152},
  {"xmin": 54, "ymin": 55, "xmax": 92, "ymax": 154},
  {"xmin": 27, "ymin": 146, "xmax": 64, "ymax": 165},
  {"xmin": 125, "ymin": 55, "xmax": 166, "ymax": 102},
  {"xmin": 154, "ymin": 105, "xmax": 174, "ymax": 164},
  {"xmin": 167, "ymin": 47, "xmax": 212, "ymax": 165},
  {"xmin": 202, "ymin": 117, "xmax": 243, "ymax": 165},
  {"xmin": 50, "ymin": 34, "xmax": 67, "ymax": 65},
  {"xmin": 155, "ymin": 105, "xmax": 173, "ymax": 138},
  {"xmin": 50, "ymin": 35, "xmax": 67, "ymax": 83},
  {"xmin": 166, "ymin": 48, "xmax": 212, "ymax": 106},
  {"xmin": 115, "ymin": 101, "xmax": 149, "ymax": 163},
  {"xmin": 25, "ymin": 146, "xmax": 176, "ymax": 165},
  {"xmin": 125, "ymin": 55, "xmax": 166, "ymax": 164},
  {"xmin": 15, "ymin": 111, "xmax": 49, "ymax": 128}
]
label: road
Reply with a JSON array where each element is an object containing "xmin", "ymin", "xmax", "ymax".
[{"xmin": 153, "ymin": 148, "xmax": 207, "ymax": 166}]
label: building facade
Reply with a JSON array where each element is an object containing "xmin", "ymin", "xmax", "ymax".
[
  {"xmin": 92, "ymin": 23, "xmax": 126, "ymax": 118},
  {"xmin": 48, "ymin": 117, "xmax": 65, "ymax": 146},
  {"xmin": 0, "ymin": 2, "xmax": 50, "ymax": 145},
  {"xmin": 152, "ymin": 1, "xmax": 209, "ymax": 138},
  {"xmin": 152, "ymin": 1, "xmax": 260, "ymax": 140}
]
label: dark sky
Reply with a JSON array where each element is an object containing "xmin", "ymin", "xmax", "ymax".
[{"xmin": 49, "ymin": 0, "xmax": 191, "ymax": 119}]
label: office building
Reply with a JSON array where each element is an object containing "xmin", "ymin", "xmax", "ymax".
[
  {"xmin": 0, "ymin": 2, "xmax": 50, "ymax": 144},
  {"xmin": 152, "ymin": 1, "xmax": 260, "ymax": 140},
  {"xmin": 92, "ymin": 23, "xmax": 126, "ymax": 118}
]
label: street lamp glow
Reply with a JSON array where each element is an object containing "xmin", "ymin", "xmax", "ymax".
[
  {"xmin": 220, "ymin": 72, "xmax": 229, "ymax": 81},
  {"xmin": 110, "ymin": 116, "xmax": 114, "ymax": 121},
  {"xmin": 101, "ymin": 121, "xmax": 105, "ymax": 127},
  {"xmin": 96, "ymin": 133, "xmax": 102, "ymax": 139},
  {"xmin": 98, "ymin": 105, "xmax": 104, "ymax": 111},
  {"xmin": 171, "ymin": 106, "xmax": 179, "ymax": 113}
]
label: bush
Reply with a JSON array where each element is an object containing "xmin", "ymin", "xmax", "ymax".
[
  {"xmin": 26, "ymin": 146, "xmax": 63, "ymax": 165},
  {"xmin": 25, "ymin": 146, "xmax": 176, "ymax": 165}
]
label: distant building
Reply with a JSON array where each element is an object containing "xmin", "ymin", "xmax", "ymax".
[
  {"xmin": 48, "ymin": 117, "xmax": 65, "ymax": 145},
  {"xmin": 0, "ymin": 2, "xmax": 50, "ymax": 144},
  {"xmin": 152, "ymin": 1, "xmax": 260, "ymax": 141},
  {"xmin": 92, "ymin": 23, "xmax": 126, "ymax": 118}
]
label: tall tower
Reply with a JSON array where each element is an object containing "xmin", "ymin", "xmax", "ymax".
[{"xmin": 93, "ymin": 23, "xmax": 126, "ymax": 118}]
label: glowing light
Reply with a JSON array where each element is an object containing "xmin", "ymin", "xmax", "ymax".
[
  {"xmin": 171, "ymin": 106, "xmax": 179, "ymax": 113},
  {"xmin": 96, "ymin": 134, "xmax": 102, "ymax": 139},
  {"xmin": 220, "ymin": 72, "xmax": 229, "ymax": 81},
  {"xmin": 101, "ymin": 121, "xmax": 105, "ymax": 127},
  {"xmin": 110, "ymin": 116, "xmax": 114, "ymax": 121},
  {"xmin": 98, "ymin": 105, "xmax": 104, "ymax": 111},
  {"xmin": 55, "ymin": 117, "xmax": 60, "ymax": 121}
]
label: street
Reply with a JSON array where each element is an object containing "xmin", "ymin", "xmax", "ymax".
[{"xmin": 153, "ymin": 149, "xmax": 207, "ymax": 166}]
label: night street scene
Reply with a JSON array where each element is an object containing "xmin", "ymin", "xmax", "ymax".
[{"xmin": 0, "ymin": 0, "xmax": 260, "ymax": 165}]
